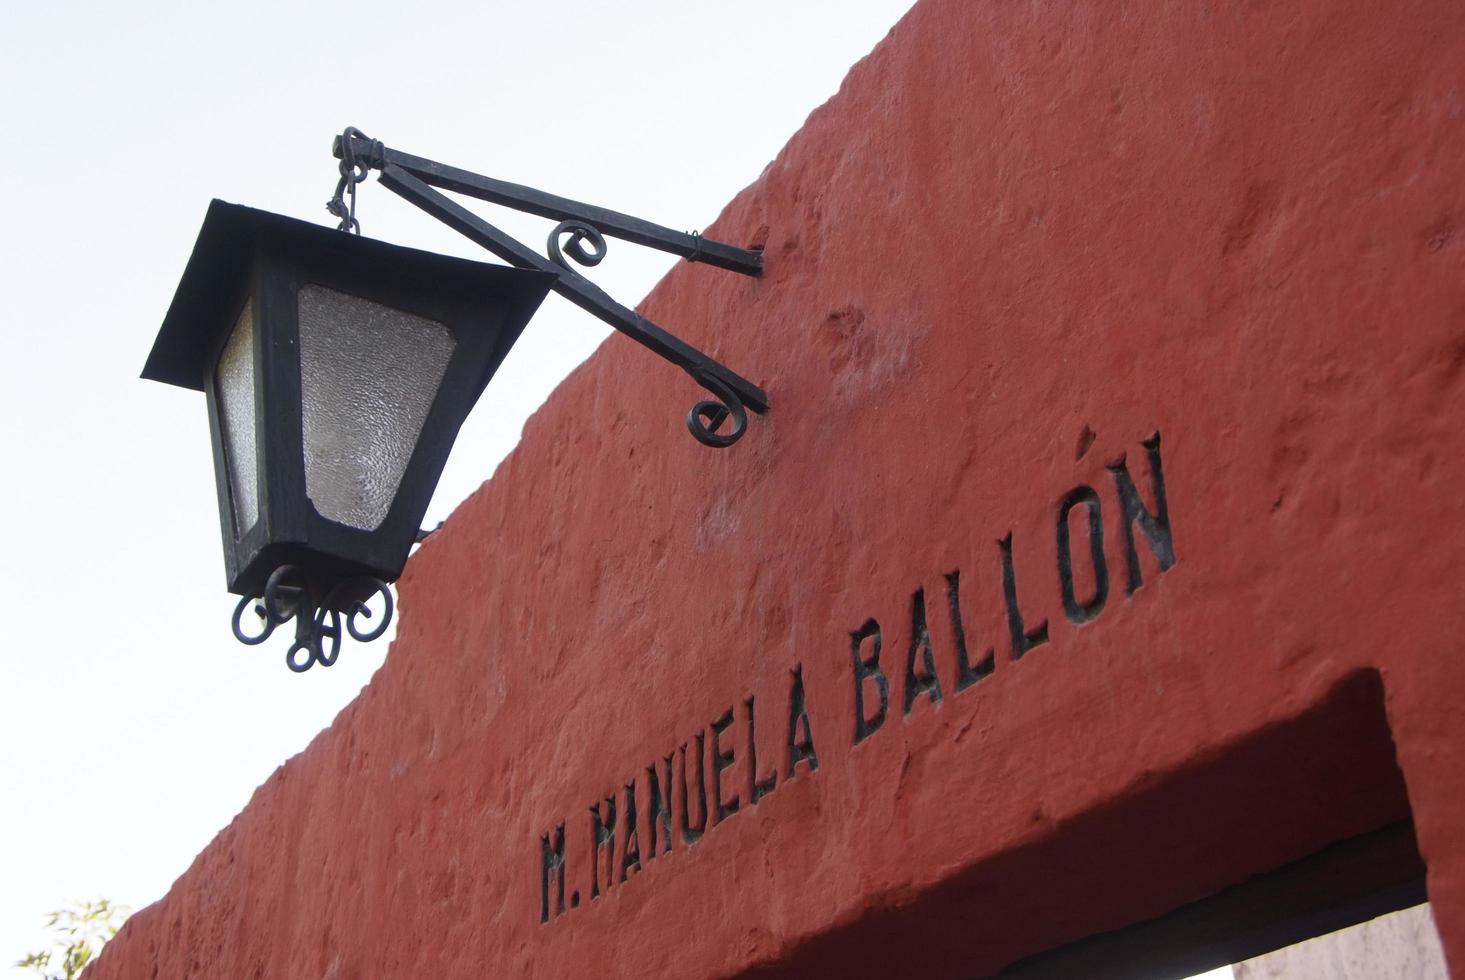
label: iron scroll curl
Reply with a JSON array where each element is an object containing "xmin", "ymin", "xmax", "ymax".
[
  {"xmin": 331, "ymin": 578, "xmax": 394, "ymax": 643},
  {"xmin": 231, "ymin": 564, "xmax": 307, "ymax": 646},
  {"xmin": 686, "ymin": 369, "xmax": 748, "ymax": 448},
  {"xmin": 547, "ymin": 220, "xmax": 607, "ymax": 271}
]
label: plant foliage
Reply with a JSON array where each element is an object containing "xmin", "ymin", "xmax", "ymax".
[{"xmin": 16, "ymin": 899, "xmax": 129, "ymax": 980}]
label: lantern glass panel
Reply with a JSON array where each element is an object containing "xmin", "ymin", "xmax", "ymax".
[
  {"xmin": 215, "ymin": 298, "xmax": 259, "ymax": 535},
  {"xmin": 297, "ymin": 284, "xmax": 456, "ymax": 531}
]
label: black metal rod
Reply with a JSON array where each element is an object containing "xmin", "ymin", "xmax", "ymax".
[
  {"xmin": 336, "ymin": 135, "xmax": 763, "ymax": 277},
  {"xmin": 378, "ymin": 163, "xmax": 770, "ymax": 415}
]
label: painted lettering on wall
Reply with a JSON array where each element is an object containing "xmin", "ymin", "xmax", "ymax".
[{"xmin": 539, "ymin": 431, "xmax": 1176, "ymax": 924}]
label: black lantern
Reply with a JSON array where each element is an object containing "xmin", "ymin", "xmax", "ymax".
[
  {"xmin": 146, "ymin": 128, "xmax": 770, "ymax": 672},
  {"xmin": 144, "ymin": 201, "xmax": 554, "ymax": 670}
]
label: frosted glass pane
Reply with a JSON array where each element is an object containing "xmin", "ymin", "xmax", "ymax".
[
  {"xmin": 298, "ymin": 286, "xmax": 455, "ymax": 531},
  {"xmin": 215, "ymin": 299, "xmax": 259, "ymax": 534}
]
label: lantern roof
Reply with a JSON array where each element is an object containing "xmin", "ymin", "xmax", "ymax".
[{"xmin": 142, "ymin": 199, "xmax": 556, "ymax": 391}]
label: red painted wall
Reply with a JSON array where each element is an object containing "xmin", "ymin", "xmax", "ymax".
[{"xmin": 94, "ymin": 0, "xmax": 1465, "ymax": 976}]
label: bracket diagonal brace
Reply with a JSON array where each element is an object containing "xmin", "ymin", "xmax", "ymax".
[{"xmin": 334, "ymin": 133, "xmax": 768, "ymax": 446}]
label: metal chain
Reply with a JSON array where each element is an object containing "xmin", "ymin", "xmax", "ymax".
[{"xmin": 326, "ymin": 126, "xmax": 381, "ymax": 234}]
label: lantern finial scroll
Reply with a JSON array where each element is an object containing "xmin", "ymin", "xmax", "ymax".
[{"xmin": 232, "ymin": 566, "xmax": 393, "ymax": 673}]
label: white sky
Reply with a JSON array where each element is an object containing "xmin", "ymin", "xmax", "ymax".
[{"xmin": 0, "ymin": 4, "xmax": 1237, "ymax": 978}]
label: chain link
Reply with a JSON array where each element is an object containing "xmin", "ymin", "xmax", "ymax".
[{"xmin": 326, "ymin": 126, "xmax": 381, "ymax": 234}]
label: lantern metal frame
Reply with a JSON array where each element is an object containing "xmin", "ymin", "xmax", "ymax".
[
  {"xmin": 145, "ymin": 202, "xmax": 556, "ymax": 671},
  {"xmin": 143, "ymin": 128, "xmax": 772, "ymax": 673},
  {"xmin": 330, "ymin": 127, "xmax": 770, "ymax": 449}
]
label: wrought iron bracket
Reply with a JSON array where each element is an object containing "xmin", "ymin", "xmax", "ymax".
[
  {"xmin": 231, "ymin": 565, "xmax": 394, "ymax": 673},
  {"xmin": 332, "ymin": 129, "xmax": 769, "ymax": 447}
]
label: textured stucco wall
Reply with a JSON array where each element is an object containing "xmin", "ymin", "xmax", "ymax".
[{"xmin": 92, "ymin": 0, "xmax": 1465, "ymax": 976}]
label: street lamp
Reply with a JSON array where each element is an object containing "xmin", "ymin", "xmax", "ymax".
[{"xmin": 143, "ymin": 128, "xmax": 769, "ymax": 672}]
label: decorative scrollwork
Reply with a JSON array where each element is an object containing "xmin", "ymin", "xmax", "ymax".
[
  {"xmin": 287, "ymin": 606, "xmax": 341, "ymax": 673},
  {"xmin": 332, "ymin": 578, "xmax": 394, "ymax": 643},
  {"xmin": 686, "ymin": 369, "xmax": 749, "ymax": 448},
  {"xmin": 547, "ymin": 220, "xmax": 607, "ymax": 271},
  {"xmin": 232, "ymin": 565, "xmax": 303, "ymax": 645},
  {"xmin": 230, "ymin": 565, "xmax": 394, "ymax": 672},
  {"xmin": 232, "ymin": 594, "xmax": 274, "ymax": 645}
]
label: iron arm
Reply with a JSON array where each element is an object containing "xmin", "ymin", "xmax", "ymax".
[{"xmin": 334, "ymin": 131, "xmax": 769, "ymax": 447}]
